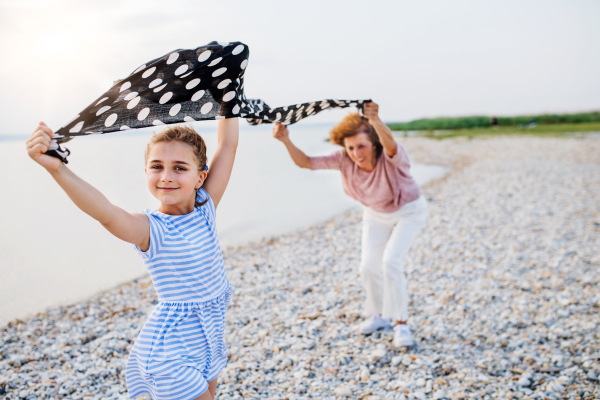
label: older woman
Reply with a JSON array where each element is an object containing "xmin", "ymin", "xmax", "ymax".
[{"xmin": 272, "ymin": 102, "xmax": 427, "ymax": 347}]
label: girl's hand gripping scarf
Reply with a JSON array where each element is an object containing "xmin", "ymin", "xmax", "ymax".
[{"xmin": 48, "ymin": 41, "xmax": 370, "ymax": 163}]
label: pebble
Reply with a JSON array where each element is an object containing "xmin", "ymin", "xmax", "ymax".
[
  {"xmin": 333, "ymin": 386, "xmax": 352, "ymax": 397},
  {"xmin": 1, "ymin": 135, "xmax": 600, "ymax": 400}
]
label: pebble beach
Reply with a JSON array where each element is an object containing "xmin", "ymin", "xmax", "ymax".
[{"xmin": 1, "ymin": 134, "xmax": 599, "ymax": 400}]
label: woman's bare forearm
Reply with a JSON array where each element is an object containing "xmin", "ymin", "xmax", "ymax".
[
  {"xmin": 283, "ymin": 139, "xmax": 312, "ymax": 169},
  {"xmin": 370, "ymin": 118, "xmax": 397, "ymax": 157}
]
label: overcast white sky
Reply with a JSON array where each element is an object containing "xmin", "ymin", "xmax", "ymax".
[{"xmin": 1, "ymin": 0, "xmax": 599, "ymax": 135}]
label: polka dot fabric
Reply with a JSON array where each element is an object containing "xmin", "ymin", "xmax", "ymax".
[{"xmin": 47, "ymin": 41, "xmax": 369, "ymax": 163}]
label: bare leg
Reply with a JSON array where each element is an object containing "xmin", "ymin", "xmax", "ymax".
[
  {"xmin": 193, "ymin": 378, "xmax": 218, "ymax": 400},
  {"xmin": 208, "ymin": 378, "xmax": 218, "ymax": 399}
]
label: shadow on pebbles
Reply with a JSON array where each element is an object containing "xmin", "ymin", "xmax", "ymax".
[{"xmin": 1, "ymin": 136, "xmax": 599, "ymax": 400}]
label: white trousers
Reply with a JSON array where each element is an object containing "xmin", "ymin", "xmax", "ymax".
[{"xmin": 360, "ymin": 195, "xmax": 428, "ymax": 322}]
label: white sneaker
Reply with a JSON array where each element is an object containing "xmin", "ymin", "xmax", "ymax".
[
  {"xmin": 393, "ymin": 324, "xmax": 414, "ymax": 347},
  {"xmin": 359, "ymin": 315, "xmax": 391, "ymax": 335}
]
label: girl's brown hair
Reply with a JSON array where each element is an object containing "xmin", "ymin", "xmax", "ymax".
[
  {"xmin": 144, "ymin": 125, "xmax": 209, "ymax": 207},
  {"xmin": 329, "ymin": 113, "xmax": 383, "ymax": 158}
]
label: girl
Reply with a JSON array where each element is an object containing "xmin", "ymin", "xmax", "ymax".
[
  {"xmin": 273, "ymin": 102, "xmax": 427, "ymax": 347},
  {"xmin": 26, "ymin": 118, "xmax": 239, "ymax": 400}
]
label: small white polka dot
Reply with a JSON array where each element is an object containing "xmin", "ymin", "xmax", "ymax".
[
  {"xmin": 240, "ymin": 59, "xmax": 248, "ymax": 69},
  {"xmin": 208, "ymin": 57, "xmax": 222, "ymax": 67},
  {"xmin": 200, "ymin": 103, "xmax": 213, "ymax": 114},
  {"xmin": 174, "ymin": 65, "xmax": 188, "ymax": 76},
  {"xmin": 169, "ymin": 103, "xmax": 181, "ymax": 116},
  {"xmin": 69, "ymin": 121, "xmax": 84, "ymax": 133},
  {"xmin": 212, "ymin": 67, "xmax": 227, "ymax": 77},
  {"xmin": 183, "ymin": 116, "xmax": 195, "ymax": 122},
  {"xmin": 138, "ymin": 108, "xmax": 150, "ymax": 120},
  {"xmin": 166, "ymin": 53, "xmax": 179, "ymax": 64},
  {"xmin": 96, "ymin": 97, "xmax": 108, "ymax": 105},
  {"xmin": 127, "ymin": 96, "xmax": 141, "ymax": 109},
  {"xmin": 96, "ymin": 106, "xmax": 111, "ymax": 116},
  {"xmin": 159, "ymin": 92, "xmax": 173, "ymax": 104},
  {"xmin": 124, "ymin": 92, "xmax": 138, "ymax": 101},
  {"xmin": 104, "ymin": 113, "xmax": 118, "ymax": 127},
  {"xmin": 222, "ymin": 91, "xmax": 235, "ymax": 102},
  {"xmin": 180, "ymin": 71, "xmax": 193, "ymax": 78},
  {"xmin": 149, "ymin": 79, "xmax": 162, "ymax": 88},
  {"xmin": 349, "ymin": 102, "xmax": 357, "ymax": 107},
  {"xmin": 120, "ymin": 81, "xmax": 131, "ymax": 92},
  {"xmin": 186, "ymin": 78, "xmax": 200, "ymax": 90},
  {"xmin": 133, "ymin": 64, "xmax": 146, "ymax": 74},
  {"xmin": 152, "ymin": 120, "xmax": 164, "ymax": 126},
  {"xmin": 198, "ymin": 50, "xmax": 211, "ymax": 62},
  {"xmin": 232, "ymin": 44, "xmax": 244, "ymax": 55},
  {"xmin": 217, "ymin": 41, "xmax": 229, "ymax": 46},
  {"xmin": 153, "ymin": 83, "xmax": 167, "ymax": 93},
  {"xmin": 232, "ymin": 104, "xmax": 240, "ymax": 114},
  {"xmin": 191, "ymin": 90, "xmax": 205, "ymax": 101},
  {"xmin": 120, "ymin": 125, "xmax": 130, "ymax": 130},
  {"xmin": 217, "ymin": 79, "xmax": 231, "ymax": 89},
  {"xmin": 142, "ymin": 67, "xmax": 156, "ymax": 78}
]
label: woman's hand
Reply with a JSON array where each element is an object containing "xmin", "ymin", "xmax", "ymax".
[
  {"xmin": 26, "ymin": 122, "xmax": 63, "ymax": 172},
  {"xmin": 273, "ymin": 123, "xmax": 290, "ymax": 143},
  {"xmin": 363, "ymin": 101, "xmax": 381, "ymax": 124}
]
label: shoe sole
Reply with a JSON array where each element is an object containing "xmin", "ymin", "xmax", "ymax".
[{"xmin": 360, "ymin": 325, "xmax": 390, "ymax": 335}]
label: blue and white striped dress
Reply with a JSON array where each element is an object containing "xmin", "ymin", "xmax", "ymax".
[{"xmin": 126, "ymin": 188, "xmax": 232, "ymax": 400}]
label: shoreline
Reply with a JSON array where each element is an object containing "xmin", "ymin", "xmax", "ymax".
[{"xmin": 1, "ymin": 135, "xmax": 599, "ymax": 400}]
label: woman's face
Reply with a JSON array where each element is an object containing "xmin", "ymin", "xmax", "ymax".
[
  {"xmin": 145, "ymin": 141, "xmax": 205, "ymax": 210},
  {"xmin": 344, "ymin": 132, "xmax": 376, "ymax": 171}
]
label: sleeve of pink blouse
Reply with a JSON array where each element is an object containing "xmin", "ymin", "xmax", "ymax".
[
  {"xmin": 309, "ymin": 149, "xmax": 344, "ymax": 170},
  {"xmin": 383, "ymin": 141, "xmax": 411, "ymax": 169}
]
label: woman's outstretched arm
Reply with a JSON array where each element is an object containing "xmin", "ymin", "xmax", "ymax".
[
  {"xmin": 272, "ymin": 123, "xmax": 312, "ymax": 169},
  {"xmin": 26, "ymin": 122, "xmax": 150, "ymax": 249},
  {"xmin": 203, "ymin": 117, "xmax": 239, "ymax": 208},
  {"xmin": 364, "ymin": 101, "xmax": 398, "ymax": 158}
]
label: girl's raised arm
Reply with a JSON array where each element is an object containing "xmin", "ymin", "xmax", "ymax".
[
  {"xmin": 26, "ymin": 122, "xmax": 150, "ymax": 250},
  {"xmin": 203, "ymin": 117, "xmax": 239, "ymax": 208}
]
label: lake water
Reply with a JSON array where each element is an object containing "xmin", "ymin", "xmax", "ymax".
[{"xmin": 0, "ymin": 123, "xmax": 448, "ymax": 326}]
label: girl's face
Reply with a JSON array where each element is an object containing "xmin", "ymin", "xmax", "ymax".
[
  {"xmin": 344, "ymin": 132, "xmax": 376, "ymax": 171},
  {"xmin": 145, "ymin": 141, "xmax": 206, "ymax": 213}
]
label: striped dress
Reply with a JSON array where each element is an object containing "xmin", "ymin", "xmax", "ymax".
[{"xmin": 126, "ymin": 188, "xmax": 232, "ymax": 400}]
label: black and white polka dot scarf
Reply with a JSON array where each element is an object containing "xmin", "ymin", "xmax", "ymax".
[{"xmin": 47, "ymin": 41, "xmax": 369, "ymax": 163}]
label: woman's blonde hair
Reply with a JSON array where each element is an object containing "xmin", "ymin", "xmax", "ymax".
[
  {"xmin": 329, "ymin": 113, "xmax": 383, "ymax": 157},
  {"xmin": 144, "ymin": 125, "xmax": 208, "ymax": 207}
]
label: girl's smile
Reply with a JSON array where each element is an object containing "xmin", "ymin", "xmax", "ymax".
[{"xmin": 145, "ymin": 141, "xmax": 207, "ymax": 215}]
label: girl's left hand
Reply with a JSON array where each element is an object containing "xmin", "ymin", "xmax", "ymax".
[{"xmin": 363, "ymin": 101, "xmax": 380, "ymax": 123}]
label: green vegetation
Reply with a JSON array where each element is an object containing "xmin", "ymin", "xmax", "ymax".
[
  {"xmin": 387, "ymin": 111, "xmax": 600, "ymax": 131},
  {"xmin": 391, "ymin": 122, "xmax": 600, "ymax": 140}
]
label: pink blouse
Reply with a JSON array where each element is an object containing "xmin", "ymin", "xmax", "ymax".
[{"xmin": 310, "ymin": 142, "xmax": 421, "ymax": 213}]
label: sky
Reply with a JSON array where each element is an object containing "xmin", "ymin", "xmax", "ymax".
[{"xmin": 0, "ymin": 0, "xmax": 599, "ymax": 135}]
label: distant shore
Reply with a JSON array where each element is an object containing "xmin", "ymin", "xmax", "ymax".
[{"xmin": 1, "ymin": 134, "xmax": 599, "ymax": 400}]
